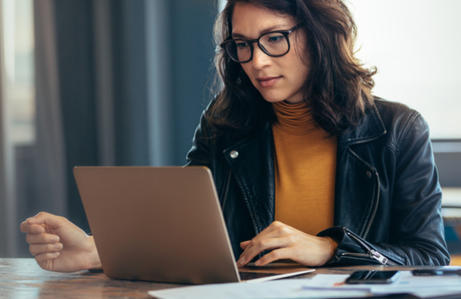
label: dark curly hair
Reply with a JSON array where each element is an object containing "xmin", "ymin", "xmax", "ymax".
[{"xmin": 205, "ymin": 0, "xmax": 377, "ymax": 136}]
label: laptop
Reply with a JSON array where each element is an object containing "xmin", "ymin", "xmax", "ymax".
[{"xmin": 73, "ymin": 166, "xmax": 314, "ymax": 284}]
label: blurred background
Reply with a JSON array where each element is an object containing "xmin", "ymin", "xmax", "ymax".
[{"xmin": 0, "ymin": 0, "xmax": 460, "ymax": 261}]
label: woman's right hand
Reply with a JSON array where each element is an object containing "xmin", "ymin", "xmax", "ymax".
[{"xmin": 20, "ymin": 212, "xmax": 101, "ymax": 272}]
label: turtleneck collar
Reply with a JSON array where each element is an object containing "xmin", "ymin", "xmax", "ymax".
[{"xmin": 272, "ymin": 100, "xmax": 316, "ymax": 135}]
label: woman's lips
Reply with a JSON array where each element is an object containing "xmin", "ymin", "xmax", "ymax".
[{"xmin": 257, "ymin": 76, "xmax": 282, "ymax": 88}]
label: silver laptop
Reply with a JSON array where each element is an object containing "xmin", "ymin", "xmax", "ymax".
[{"xmin": 74, "ymin": 166, "xmax": 313, "ymax": 284}]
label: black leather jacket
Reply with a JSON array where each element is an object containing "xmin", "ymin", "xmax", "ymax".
[{"xmin": 186, "ymin": 98, "xmax": 450, "ymax": 266}]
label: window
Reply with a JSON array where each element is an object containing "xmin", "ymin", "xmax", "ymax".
[{"xmin": 2, "ymin": 0, "xmax": 35, "ymax": 145}]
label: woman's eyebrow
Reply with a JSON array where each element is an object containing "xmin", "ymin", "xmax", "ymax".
[{"xmin": 231, "ymin": 24, "xmax": 293, "ymax": 38}]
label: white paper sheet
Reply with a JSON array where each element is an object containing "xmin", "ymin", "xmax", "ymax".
[
  {"xmin": 149, "ymin": 272, "xmax": 461, "ymax": 299},
  {"xmin": 148, "ymin": 275, "xmax": 368, "ymax": 299}
]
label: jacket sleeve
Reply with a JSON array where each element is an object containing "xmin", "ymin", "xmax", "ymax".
[{"xmin": 319, "ymin": 112, "xmax": 450, "ymax": 266}]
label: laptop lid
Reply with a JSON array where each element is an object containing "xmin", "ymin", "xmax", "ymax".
[{"xmin": 74, "ymin": 166, "xmax": 240, "ymax": 284}]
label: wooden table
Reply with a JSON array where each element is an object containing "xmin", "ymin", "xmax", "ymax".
[
  {"xmin": 0, "ymin": 258, "xmax": 177, "ymax": 298},
  {"xmin": 0, "ymin": 258, "xmax": 459, "ymax": 298}
]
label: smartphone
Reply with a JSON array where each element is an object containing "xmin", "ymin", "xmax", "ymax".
[{"xmin": 345, "ymin": 270, "xmax": 400, "ymax": 284}]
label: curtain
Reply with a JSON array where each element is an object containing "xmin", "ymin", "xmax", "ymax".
[
  {"xmin": 0, "ymin": 4, "xmax": 17, "ymax": 256},
  {"xmin": 33, "ymin": 0, "xmax": 68, "ymax": 218}
]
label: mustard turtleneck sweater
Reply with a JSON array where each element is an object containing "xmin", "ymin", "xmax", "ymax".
[{"xmin": 272, "ymin": 100, "xmax": 337, "ymax": 235}]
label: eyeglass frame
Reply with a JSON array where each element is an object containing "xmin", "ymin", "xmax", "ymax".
[{"xmin": 220, "ymin": 23, "xmax": 302, "ymax": 64}]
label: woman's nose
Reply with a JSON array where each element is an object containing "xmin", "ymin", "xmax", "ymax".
[{"xmin": 251, "ymin": 45, "xmax": 271, "ymax": 69}]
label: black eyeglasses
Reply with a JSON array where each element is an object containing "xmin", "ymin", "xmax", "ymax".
[{"xmin": 220, "ymin": 24, "xmax": 302, "ymax": 63}]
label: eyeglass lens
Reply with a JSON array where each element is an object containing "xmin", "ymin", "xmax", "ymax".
[{"xmin": 226, "ymin": 31, "xmax": 289, "ymax": 63}]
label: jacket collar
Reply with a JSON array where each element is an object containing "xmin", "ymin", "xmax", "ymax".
[
  {"xmin": 338, "ymin": 103, "xmax": 387, "ymax": 146},
  {"xmin": 224, "ymin": 102, "xmax": 387, "ymax": 162}
]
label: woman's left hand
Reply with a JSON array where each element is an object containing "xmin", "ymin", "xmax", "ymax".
[{"xmin": 236, "ymin": 221, "xmax": 337, "ymax": 267}]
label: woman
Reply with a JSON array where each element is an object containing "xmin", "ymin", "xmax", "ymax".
[{"xmin": 21, "ymin": 0, "xmax": 450, "ymax": 273}]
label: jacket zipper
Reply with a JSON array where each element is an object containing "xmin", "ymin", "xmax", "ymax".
[
  {"xmin": 221, "ymin": 170, "xmax": 232, "ymax": 211},
  {"xmin": 233, "ymin": 176, "xmax": 260, "ymax": 234},
  {"xmin": 224, "ymin": 149, "xmax": 260, "ymax": 235},
  {"xmin": 362, "ymin": 169, "xmax": 380, "ymax": 239},
  {"xmin": 346, "ymin": 230, "xmax": 389, "ymax": 265},
  {"xmin": 348, "ymin": 148, "xmax": 380, "ymax": 239},
  {"xmin": 341, "ymin": 148, "xmax": 398, "ymax": 265}
]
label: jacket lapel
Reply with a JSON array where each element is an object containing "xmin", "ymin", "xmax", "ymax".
[{"xmin": 223, "ymin": 123, "xmax": 275, "ymax": 233}]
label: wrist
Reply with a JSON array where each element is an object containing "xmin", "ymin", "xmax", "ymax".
[
  {"xmin": 85, "ymin": 235, "xmax": 102, "ymax": 270},
  {"xmin": 325, "ymin": 236, "xmax": 338, "ymax": 255},
  {"xmin": 320, "ymin": 236, "xmax": 338, "ymax": 265}
]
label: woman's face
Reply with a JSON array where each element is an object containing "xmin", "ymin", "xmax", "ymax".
[{"xmin": 231, "ymin": 2, "xmax": 310, "ymax": 104}]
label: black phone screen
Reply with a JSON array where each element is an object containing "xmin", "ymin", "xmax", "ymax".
[{"xmin": 345, "ymin": 270, "xmax": 400, "ymax": 284}]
